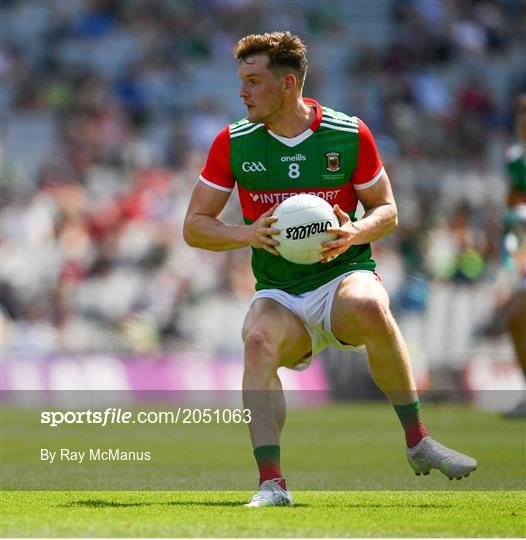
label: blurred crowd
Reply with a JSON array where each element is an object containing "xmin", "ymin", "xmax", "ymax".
[{"xmin": 1, "ymin": 0, "xmax": 525, "ymax": 357}]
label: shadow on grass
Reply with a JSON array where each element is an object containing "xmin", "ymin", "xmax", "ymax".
[
  {"xmin": 58, "ymin": 498, "xmax": 450, "ymax": 510},
  {"xmin": 59, "ymin": 498, "xmax": 309, "ymax": 508}
]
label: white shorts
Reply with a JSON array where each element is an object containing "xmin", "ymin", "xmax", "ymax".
[{"xmin": 250, "ymin": 270, "xmax": 378, "ymax": 371}]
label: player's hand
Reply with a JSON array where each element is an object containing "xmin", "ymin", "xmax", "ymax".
[
  {"xmin": 320, "ymin": 204, "xmax": 358, "ymax": 263},
  {"xmin": 247, "ymin": 204, "xmax": 281, "ymax": 255}
]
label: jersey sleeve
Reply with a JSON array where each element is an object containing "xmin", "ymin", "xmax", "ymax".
[
  {"xmin": 199, "ymin": 126, "xmax": 235, "ymax": 192},
  {"xmin": 352, "ymin": 119, "xmax": 385, "ymax": 190}
]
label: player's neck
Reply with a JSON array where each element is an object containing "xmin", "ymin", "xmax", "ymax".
[{"xmin": 266, "ymin": 98, "xmax": 314, "ymax": 138}]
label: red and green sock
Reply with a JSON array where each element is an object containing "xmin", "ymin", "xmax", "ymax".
[
  {"xmin": 253, "ymin": 444, "xmax": 286, "ymax": 489},
  {"xmin": 394, "ymin": 400, "xmax": 429, "ymax": 448}
]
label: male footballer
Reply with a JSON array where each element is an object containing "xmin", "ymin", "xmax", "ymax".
[
  {"xmin": 502, "ymin": 93, "xmax": 526, "ymax": 418},
  {"xmin": 184, "ymin": 32, "xmax": 477, "ymax": 507}
]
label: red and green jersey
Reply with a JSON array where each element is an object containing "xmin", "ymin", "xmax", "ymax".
[
  {"xmin": 506, "ymin": 143, "xmax": 526, "ymax": 201},
  {"xmin": 200, "ymin": 98, "xmax": 384, "ymax": 294}
]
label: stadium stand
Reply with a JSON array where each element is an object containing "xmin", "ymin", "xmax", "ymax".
[{"xmin": 1, "ymin": 0, "xmax": 525, "ymax": 388}]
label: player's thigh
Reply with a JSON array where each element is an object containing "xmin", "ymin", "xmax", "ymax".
[
  {"xmin": 330, "ymin": 272, "xmax": 391, "ymax": 346},
  {"xmin": 507, "ymin": 289, "xmax": 526, "ymax": 325},
  {"xmin": 242, "ymin": 298, "xmax": 312, "ymax": 369}
]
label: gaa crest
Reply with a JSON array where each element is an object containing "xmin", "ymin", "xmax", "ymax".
[{"xmin": 325, "ymin": 152, "xmax": 341, "ymax": 172}]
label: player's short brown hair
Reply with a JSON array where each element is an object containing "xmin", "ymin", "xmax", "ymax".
[{"xmin": 234, "ymin": 32, "xmax": 308, "ymax": 88}]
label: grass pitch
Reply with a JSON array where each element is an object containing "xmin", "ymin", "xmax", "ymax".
[
  {"xmin": 1, "ymin": 402, "xmax": 524, "ymax": 537},
  {"xmin": 1, "ymin": 490, "xmax": 524, "ymax": 537}
]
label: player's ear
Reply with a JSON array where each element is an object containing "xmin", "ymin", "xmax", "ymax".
[{"xmin": 283, "ymin": 73, "xmax": 297, "ymax": 93}]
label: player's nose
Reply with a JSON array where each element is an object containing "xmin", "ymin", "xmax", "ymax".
[{"xmin": 239, "ymin": 84, "xmax": 250, "ymax": 99}]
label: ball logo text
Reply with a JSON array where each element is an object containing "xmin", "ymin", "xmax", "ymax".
[{"xmin": 285, "ymin": 220, "xmax": 333, "ymax": 240}]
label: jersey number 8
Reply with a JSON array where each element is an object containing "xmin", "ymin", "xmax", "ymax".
[{"xmin": 288, "ymin": 163, "xmax": 300, "ymax": 179}]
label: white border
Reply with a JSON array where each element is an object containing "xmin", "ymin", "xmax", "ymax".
[
  {"xmin": 198, "ymin": 175, "xmax": 233, "ymax": 192},
  {"xmin": 319, "ymin": 122, "xmax": 358, "ymax": 133},
  {"xmin": 354, "ymin": 166, "xmax": 385, "ymax": 190},
  {"xmin": 267, "ymin": 128, "xmax": 314, "ymax": 148}
]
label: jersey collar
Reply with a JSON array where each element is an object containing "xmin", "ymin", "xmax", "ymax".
[
  {"xmin": 266, "ymin": 97, "xmax": 322, "ymax": 148},
  {"xmin": 304, "ymin": 97, "xmax": 322, "ymax": 131}
]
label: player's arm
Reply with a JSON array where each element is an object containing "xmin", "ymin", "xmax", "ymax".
[
  {"xmin": 320, "ymin": 173, "xmax": 397, "ymax": 261},
  {"xmin": 345, "ymin": 170, "xmax": 398, "ymax": 244},
  {"xmin": 183, "ymin": 182, "xmax": 279, "ymax": 253},
  {"xmin": 321, "ymin": 120, "xmax": 397, "ymax": 262},
  {"xmin": 183, "ymin": 127, "xmax": 280, "ymax": 254}
]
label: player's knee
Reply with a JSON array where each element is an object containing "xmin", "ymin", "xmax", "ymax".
[
  {"xmin": 243, "ymin": 330, "xmax": 279, "ymax": 372},
  {"xmin": 347, "ymin": 294, "xmax": 390, "ymax": 333}
]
